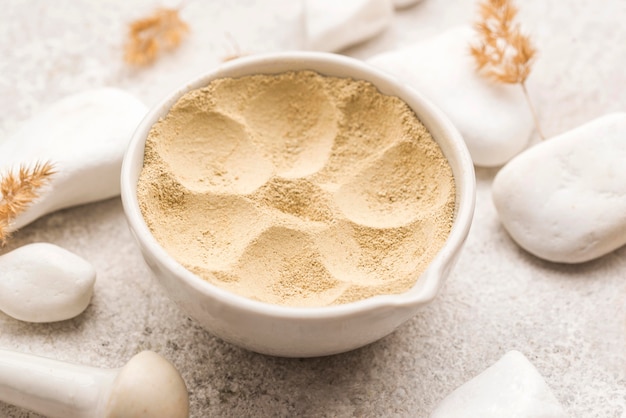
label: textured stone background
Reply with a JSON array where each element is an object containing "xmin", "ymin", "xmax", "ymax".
[{"xmin": 1, "ymin": 0, "xmax": 625, "ymax": 417}]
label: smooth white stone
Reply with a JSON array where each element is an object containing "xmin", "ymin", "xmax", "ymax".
[
  {"xmin": 431, "ymin": 351, "xmax": 567, "ymax": 418},
  {"xmin": 304, "ymin": 0, "xmax": 394, "ymax": 52},
  {"xmin": 393, "ymin": 0, "xmax": 423, "ymax": 9},
  {"xmin": 0, "ymin": 243, "xmax": 96, "ymax": 322},
  {"xmin": 0, "ymin": 88, "xmax": 147, "ymax": 231},
  {"xmin": 367, "ymin": 25, "xmax": 534, "ymax": 167},
  {"xmin": 492, "ymin": 113, "xmax": 626, "ymax": 263}
]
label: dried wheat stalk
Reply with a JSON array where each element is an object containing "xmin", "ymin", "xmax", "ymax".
[
  {"xmin": 470, "ymin": 0, "xmax": 544, "ymax": 139},
  {"xmin": 124, "ymin": 7, "xmax": 189, "ymax": 66},
  {"xmin": 0, "ymin": 162, "xmax": 55, "ymax": 245}
]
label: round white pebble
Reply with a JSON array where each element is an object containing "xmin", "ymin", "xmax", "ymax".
[
  {"xmin": 0, "ymin": 243, "xmax": 96, "ymax": 322},
  {"xmin": 492, "ymin": 112, "xmax": 626, "ymax": 263}
]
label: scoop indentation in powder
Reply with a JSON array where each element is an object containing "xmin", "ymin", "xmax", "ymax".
[
  {"xmin": 310, "ymin": 83, "xmax": 407, "ymax": 188},
  {"xmin": 335, "ymin": 139, "xmax": 454, "ymax": 228},
  {"xmin": 241, "ymin": 73, "xmax": 339, "ymax": 179},
  {"xmin": 141, "ymin": 190, "xmax": 269, "ymax": 271},
  {"xmin": 313, "ymin": 219, "xmax": 437, "ymax": 287},
  {"xmin": 225, "ymin": 226, "xmax": 346, "ymax": 307},
  {"xmin": 154, "ymin": 107, "xmax": 273, "ymax": 194}
]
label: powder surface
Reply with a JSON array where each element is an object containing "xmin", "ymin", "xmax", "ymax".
[{"xmin": 137, "ymin": 70, "xmax": 455, "ymax": 307}]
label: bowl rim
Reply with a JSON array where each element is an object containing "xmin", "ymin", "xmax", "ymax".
[{"xmin": 120, "ymin": 51, "xmax": 476, "ymax": 320}]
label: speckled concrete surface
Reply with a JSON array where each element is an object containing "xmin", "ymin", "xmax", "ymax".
[{"xmin": 1, "ymin": 1, "xmax": 625, "ymax": 417}]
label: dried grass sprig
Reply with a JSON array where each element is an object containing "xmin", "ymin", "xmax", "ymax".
[
  {"xmin": 124, "ymin": 7, "xmax": 189, "ymax": 66},
  {"xmin": 0, "ymin": 161, "xmax": 55, "ymax": 245},
  {"xmin": 470, "ymin": 0, "xmax": 544, "ymax": 139}
]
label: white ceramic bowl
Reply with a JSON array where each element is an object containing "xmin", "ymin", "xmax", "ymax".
[{"xmin": 121, "ymin": 52, "xmax": 475, "ymax": 357}]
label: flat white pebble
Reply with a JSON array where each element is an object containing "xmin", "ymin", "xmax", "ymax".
[
  {"xmin": 430, "ymin": 350, "xmax": 567, "ymax": 418},
  {"xmin": 304, "ymin": 0, "xmax": 394, "ymax": 52},
  {"xmin": 492, "ymin": 112, "xmax": 626, "ymax": 263},
  {"xmin": 0, "ymin": 88, "xmax": 147, "ymax": 231},
  {"xmin": 0, "ymin": 243, "xmax": 96, "ymax": 323},
  {"xmin": 367, "ymin": 25, "xmax": 534, "ymax": 167}
]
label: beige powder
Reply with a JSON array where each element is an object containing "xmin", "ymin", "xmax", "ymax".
[{"xmin": 137, "ymin": 70, "xmax": 455, "ymax": 307}]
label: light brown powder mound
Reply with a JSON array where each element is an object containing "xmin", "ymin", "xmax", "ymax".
[{"xmin": 137, "ymin": 70, "xmax": 456, "ymax": 307}]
